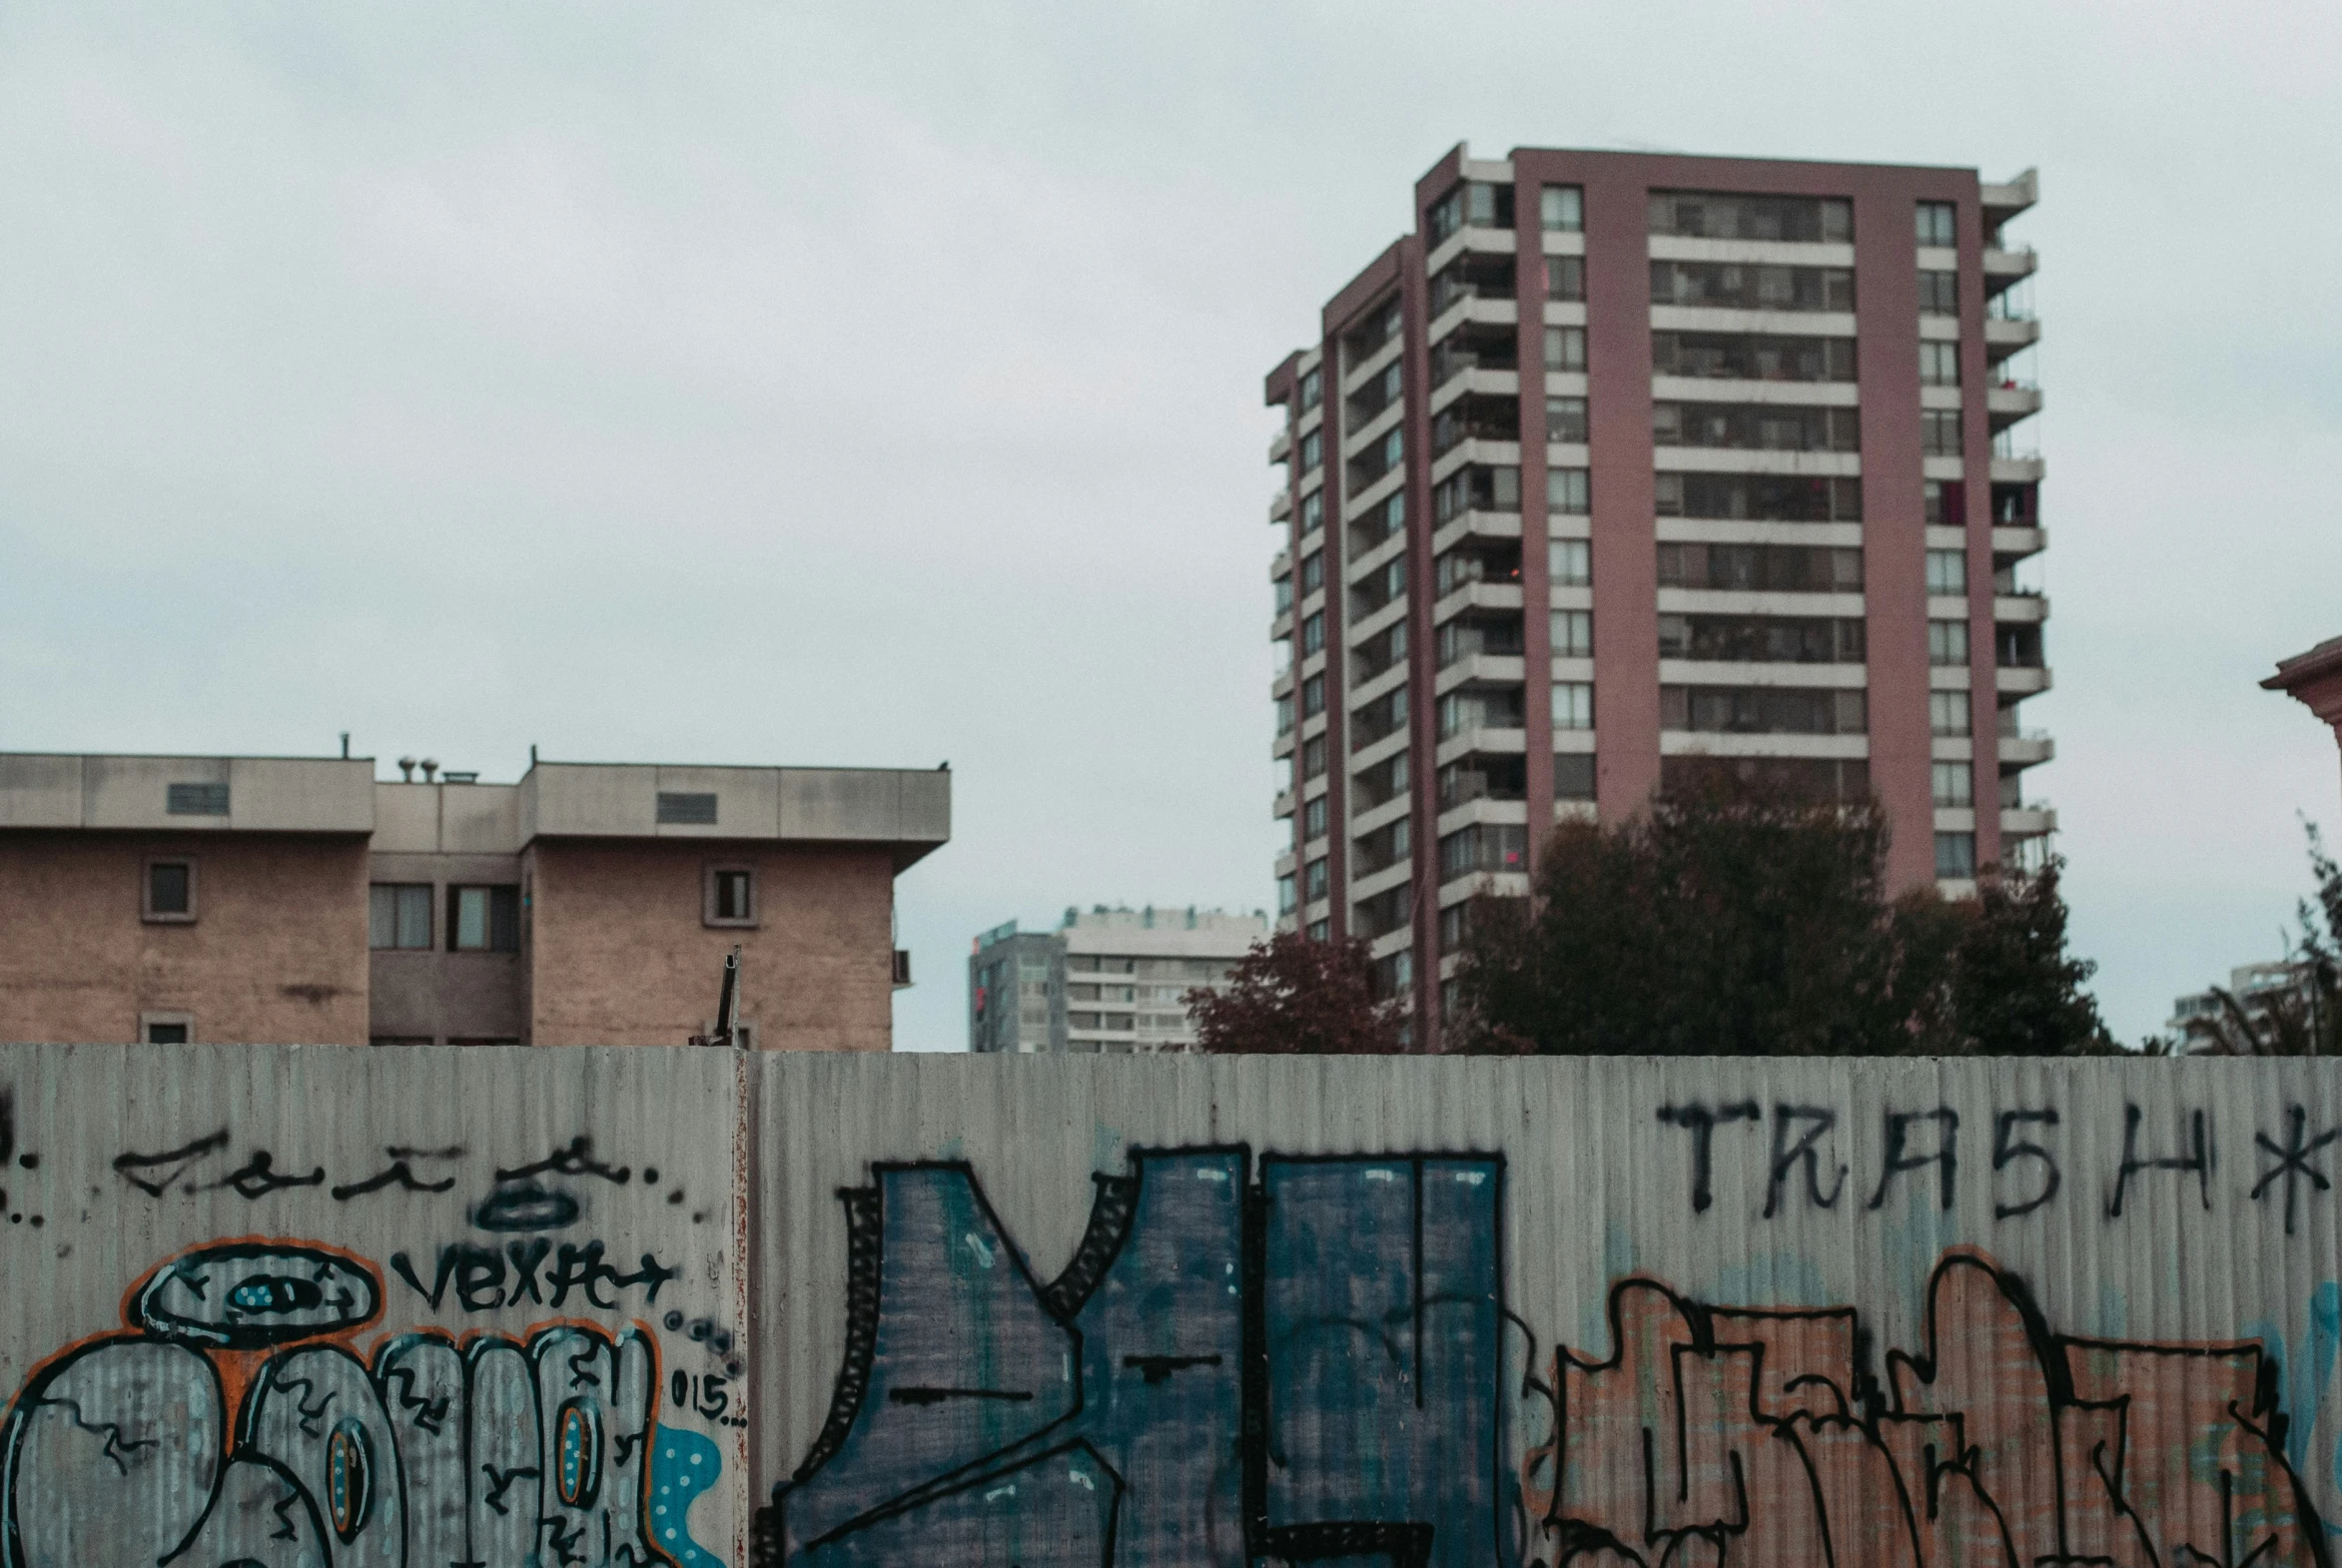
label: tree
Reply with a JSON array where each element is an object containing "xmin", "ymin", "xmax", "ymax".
[
  {"xmin": 1188, "ymin": 931, "xmax": 1405, "ymax": 1054},
  {"xmin": 1448, "ymin": 765, "xmax": 2111, "ymax": 1057},
  {"xmin": 2165, "ymin": 821, "xmax": 2342, "ymax": 1056}
]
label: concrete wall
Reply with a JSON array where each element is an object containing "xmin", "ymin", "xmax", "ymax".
[
  {"xmin": 0, "ymin": 835, "xmax": 369, "ymax": 1045},
  {"xmin": 5, "ymin": 1048, "xmax": 2342, "ymax": 1567},
  {"xmin": 526, "ymin": 842, "xmax": 896, "ymax": 1052}
]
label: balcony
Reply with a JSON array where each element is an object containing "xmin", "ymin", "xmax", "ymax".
[
  {"xmin": 1989, "ymin": 454, "xmax": 2045, "ymax": 485},
  {"xmin": 1982, "ymin": 248, "xmax": 2038, "ymax": 284},
  {"xmin": 2001, "ymin": 805, "xmax": 2056, "ymax": 838},
  {"xmin": 1432, "ymin": 395, "xmax": 1521, "ymax": 459},
  {"xmin": 1993, "ymin": 592, "xmax": 2048, "ymax": 623},
  {"xmin": 1427, "ymin": 254, "xmax": 1517, "ymax": 318},
  {"xmin": 1998, "ymin": 730, "xmax": 2054, "ymax": 767},
  {"xmin": 1981, "ymin": 169, "xmax": 2038, "ymax": 227},
  {"xmin": 1429, "ymin": 325, "xmax": 1520, "ymax": 392},
  {"xmin": 1438, "ymin": 754, "xmax": 1528, "ymax": 810},
  {"xmin": 1983, "ymin": 317, "xmax": 2040, "ymax": 358},
  {"xmin": 1986, "ymin": 383, "xmax": 2042, "ymax": 432},
  {"xmin": 1269, "ymin": 488, "xmax": 1292, "ymax": 525},
  {"xmin": 1996, "ymin": 665, "xmax": 2053, "ymax": 697},
  {"xmin": 1268, "ymin": 427, "xmax": 1292, "ymax": 464}
]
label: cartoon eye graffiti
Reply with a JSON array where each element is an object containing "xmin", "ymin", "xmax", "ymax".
[
  {"xmin": 555, "ymin": 1398, "xmax": 601, "ymax": 1509},
  {"xmin": 135, "ymin": 1241, "xmax": 380, "ymax": 1348},
  {"xmin": 325, "ymin": 1417, "xmax": 373, "ymax": 1542}
]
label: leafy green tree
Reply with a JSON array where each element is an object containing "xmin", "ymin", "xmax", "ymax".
[
  {"xmin": 1448, "ymin": 766, "xmax": 2111, "ymax": 1056},
  {"xmin": 2164, "ymin": 822, "xmax": 2342, "ymax": 1056},
  {"xmin": 1188, "ymin": 931, "xmax": 1405, "ymax": 1054}
]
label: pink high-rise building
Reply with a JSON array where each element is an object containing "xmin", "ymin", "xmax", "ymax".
[{"xmin": 1264, "ymin": 145, "xmax": 2049, "ymax": 1045}]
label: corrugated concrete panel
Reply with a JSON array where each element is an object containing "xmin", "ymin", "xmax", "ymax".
[{"xmin": 10, "ymin": 1047, "xmax": 2342, "ymax": 1568}]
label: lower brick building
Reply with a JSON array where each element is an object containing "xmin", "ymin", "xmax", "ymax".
[{"xmin": 0, "ymin": 752, "xmax": 948, "ymax": 1049}]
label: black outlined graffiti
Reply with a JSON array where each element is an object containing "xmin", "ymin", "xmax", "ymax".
[
  {"xmin": 473, "ymin": 1179, "xmax": 585, "ymax": 1231},
  {"xmin": 0, "ymin": 1240, "xmax": 668, "ymax": 1568},
  {"xmin": 388, "ymin": 1240, "xmax": 680, "ymax": 1313},
  {"xmin": 496, "ymin": 1137, "xmax": 632, "ymax": 1185},
  {"xmin": 1656, "ymin": 1102, "xmax": 1760, "ymax": 1213},
  {"xmin": 1763, "ymin": 1105, "xmax": 1846, "ymax": 1217},
  {"xmin": 111, "ymin": 1129, "xmax": 231, "ymax": 1195},
  {"xmin": 212, "ymin": 1151, "xmax": 327, "ymax": 1199},
  {"xmin": 1992, "ymin": 1108, "xmax": 2061, "ymax": 1218},
  {"xmin": 2253, "ymin": 1106, "xmax": 2341, "ymax": 1236},
  {"xmin": 2109, "ymin": 1103, "xmax": 2214, "ymax": 1216}
]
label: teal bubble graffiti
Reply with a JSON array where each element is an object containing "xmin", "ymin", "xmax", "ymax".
[{"xmin": 650, "ymin": 1427, "xmax": 723, "ymax": 1566}]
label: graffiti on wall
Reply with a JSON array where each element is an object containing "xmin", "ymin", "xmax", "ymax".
[
  {"xmin": 9, "ymin": 1066, "xmax": 2342, "ymax": 1568},
  {"xmin": 0, "ymin": 1114, "xmax": 733, "ymax": 1568},
  {"xmin": 759, "ymin": 1146, "xmax": 2334, "ymax": 1568}
]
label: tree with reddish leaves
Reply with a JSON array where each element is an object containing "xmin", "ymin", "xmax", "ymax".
[{"xmin": 1186, "ymin": 931, "xmax": 1406, "ymax": 1055}]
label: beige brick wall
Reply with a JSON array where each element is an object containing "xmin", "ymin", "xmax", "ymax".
[
  {"xmin": 525, "ymin": 841, "xmax": 894, "ymax": 1051},
  {"xmin": 0, "ymin": 833, "xmax": 369, "ymax": 1045}
]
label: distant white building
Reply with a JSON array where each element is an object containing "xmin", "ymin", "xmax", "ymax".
[
  {"xmin": 969, "ymin": 905, "xmax": 1268, "ymax": 1053},
  {"xmin": 2167, "ymin": 961, "xmax": 2321, "ymax": 1048}
]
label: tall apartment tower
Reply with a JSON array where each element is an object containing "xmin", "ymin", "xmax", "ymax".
[{"xmin": 1265, "ymin": 145, "xmax": 2049, "ymax": 1045}]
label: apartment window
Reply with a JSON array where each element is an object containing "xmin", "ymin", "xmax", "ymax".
[
  {"xmin": 1544, "ymin": 326, "xmax": 1587, "ymax": 372},
  {"xmin": 1302, "ymin": 736, "xmax": 1327, "ymax": 778},
  {"xmin": 1917, "ymin": 201, "xmax": 1957, "ymax": 248},
  {"xmin": 1298, "ymin": 430, "xmax": 1322, "ymax": 471},
  {"xmin": 1306, "ymin": 919, "xmax": 1330, "ymax": 942},
  {"xmin": 1933, "ymin": 761, "xmax": 1973, "ymax": 808},
  {"xmin": 1301, "ymin": 673, "xmax": 1324, "ymax": 717},
  {"xmin": 1923, "ymin": 479, "xmax": 1950, "ymax": 525},
  {"xmin": 1277, "ymin": 875, "xmax": 1297, "ymax": 914},
  {"xmin": 1300, "ymin": 611, "xmax": 1324, "ymax": 655},
  {"xmin": 1552, "ymin": 681, "xmax": 1594, "ymax": 730},
  {"xmin": 1930, "ymin": 691, "xmax": 1972, "ymax": 737},
  {"xmin": 132, "ymin": 854, "xmax": 199, "ymax": 925},
  {"xmin": 1919, "ymin": 342, "xmax": 1960, "ymax": 388},
  {"xmin": 1554, "ymin": 752, "xmax": 1596, "ymax": 801},
  {"xmin": 1433, "ymin": 465, "xmax": 1520, "ymax": 521},
  {"xmin": 1551, "ymin": 610, "xmax": 1593, "ymax": 658},
  {"xmin": 1303, "ymin": 858, "xmax": 1329, "ymax": 901},
  {"xmin": 1935, "ymin": 831, "xmax": 1977, "ymax": 880},
  {"xmin": 1922, "ymin": 409, "xmax": 1962, "ymax": 456},
  {"xmin": 140, "ymin": 1013, "xmax": 194, "ymax": 1045},
  {"xmin": 1659, "ymin": 614, "xmax": 1864, "ymax": 663},
  {"xmin": 1662, "ymin": 686, "xmax": 1867, "ymax": 734},
  {"xmin": 1656, "ymin": 473, "xmax": 1863, "ymax": 522},
  {"xmin": 1545, "ymin": 396, "xmax": 1588, "ymax": 444},
  {"xmin": 166, "ymin": 782, "xmax": 230, "ymax": 817},
  {"xmin": 1549, "ymin": 538, "xmax": 1591, "ymax": 586},
  {"xmin": 1541, "ymin": 185, "xmax": 1584, "ymax": 232},
  {"xmin": 1275, "ymin": 694, "xmax": 1294, "ymax": 736},
  {"xmin": 1929, "ymin": 619, "xmax": 1969, "ymax": 665},
  {"xmin": 1302, "ymin": 795, "xmax": 1328, "ymax": 841},
  {"xmin": 1298, "ymin": 368, "xmax": 1322, "ymax": 411},
  {"xmin": 1273, "ymin": 578, "xmax": 1292, "ymax": 615},
  {"xmin": 1299, "ymin": 490, "xmax": 1323, "ymax": 535},
  {"xmin": 1651, "ymin": 191, "xmax": 1853, "ymax": 243},
  {"xmin": 1926, "ymin": 549, "xmax": 1967, "ymax": 595},
  {"xmin": 1547, "ymin": 468, "xmax": 1590, "ymax": 514},
  {"xmin": 1653, "ymin": 331, "xmax": 1857, "ymax": 384},
  {"xmin": 449, "ymin": 885, "xmax": 520, "ymax": 952},
  {"xmin": 369, "ymin": 883, "xmax": 432, "ymax": 949},
  {"xmin": 1299, "ymin": 551, "xmax": 1324, "ymax": 594},
  {"xmin": 706, "ymin": 865, "xmax": 757, "ymax": 927},
  {"xmin": 1919, "ymin": 270, "xmax": 1958, "ymax": 316},
  {"xmin": 1545, "ymin": 255, "xmax": 1585, "ymax": 302},
  {"xmin": 1656, "ymin": 542, "xmax": 1862, "ymax": 591},
  {"xmin": 1650, "ymin": 262, "xmax": 1855, "ymax": 312}
]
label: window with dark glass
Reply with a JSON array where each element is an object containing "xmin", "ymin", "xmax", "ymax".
[
  {"xmin": 1652, "ymin": 401, "xmax": 1859, "ymax": 452},
  {"xmin": 1649, "ymin": 192, "xmax": 1852, "ymax": 243},
  {"xmin": 1541, "ymin": 185, "xmax": 1583, "ymax": 232},
  {"xmin": 1917, "ymin": 202, "xmax": 1956, "ymax": 248},
  {"xmin": 1553, "ymin": 752, "xmax": 1596, "ymax": 801},
  {"xmin": 1299, "ymin": 551, "xmax": 1323, "ymax": 594},
  {"xmin": 1656, "ymin": 473, "xmax": 1863, "ymax": 522},
  {"xmin": 1919, "ymin": 270, "xmax": 1958, "ymax": 315},
  {"xmin": 1929, "ymin": 620, "xmax": 1969, "ymax": 665},
  {"xmin": 1923, "ymin": 409, "xmax": 1963, "ymax": 455},
  {"xmin": 1302, "ymin": 736, "xmax": 1326, "ymax": 778},
  {"xmin": 1298, "ymin": 430, "xmax": 1322, "ymax": 471},
  {"xmin": 1302, "ymin": 796, "xmax": 1328, "ymax": 841},
  {"xmin": 1656, "ymin": 542, "xmax": 1863, "ymax": 589},
  {"xmin": 708, "ymin": 868, "xmax": 755, "ymax": 925},
  {"xmin": 1545, "ymin": 255, "xmax": 1584, "ymax": 301},
  {"xmin": 1660, "ymin": 686, "xmax": 1867, "ymax": 734},
  {"xmin": 1301, "ymin": 673, "xmax": 1324, "ymax": 717},
  {"xmin": 145, "ymin": 859, "xmax": 195, "ymax": 922},
  {"xmin": 1935, "ymin": 832, "xmax": 1976, "ymax": 880},
  {"xmin": 1658, "ymin": 614, "xmax": 1865, "ymax": 663},
  {"xmin": 1649, "ymin": 262, "xmax": 1853, "ymax": 312},
  {"xmin": 1300, "ymin": 612, "xmax": 1324, "ymax": 654},
  {"xmin": 1651, "ymin": 331, "xmax": 1856, "ymax": 382},
  {"xmin": 1298, "ymin": 368, "xmax": 1322, "ymax": 411},
  {"xmin": 1299, "ymin": 490, "xmax": 1323, "ymax": 535},
  {"xmin": 1920, "ymin": 342, "xmax": 1960, "ymax": 387},
  {"xmin": 448, "ymin": 885, "xmax": 520, "ymax": 953}
]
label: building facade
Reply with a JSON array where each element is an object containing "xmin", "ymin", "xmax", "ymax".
[
  {"xmin": 0, "ymin": 752, "xmax": 948, "ymax": 1049},
  {"xmin": 969, "ymin": 905, "xmax": 1266, "ymax": 1052},
  {"xmin": 1264, "ymin": 145, "xmax": 2051, "ymax": 1043}
]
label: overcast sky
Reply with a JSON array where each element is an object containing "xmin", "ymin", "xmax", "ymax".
[{"xmin": 4, "ymin": 2, "xmax": 2339, "ymax": 1051}]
